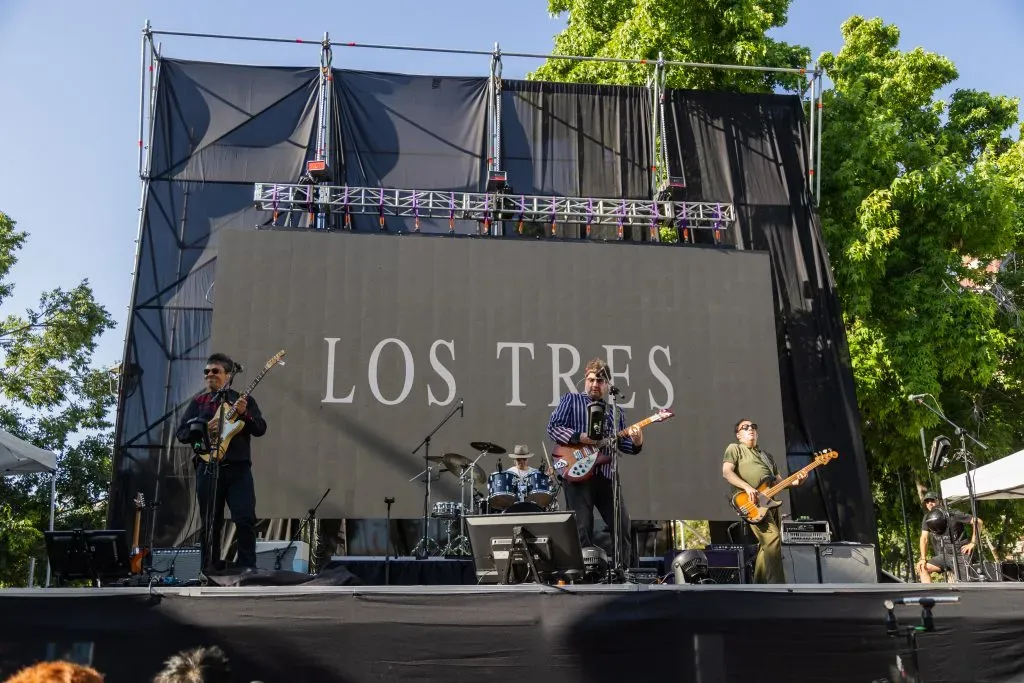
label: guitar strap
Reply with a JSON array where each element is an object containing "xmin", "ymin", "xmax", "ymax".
[{"xmin": 753, "ymin": 446, "xmax": 777, "ymax": 477}]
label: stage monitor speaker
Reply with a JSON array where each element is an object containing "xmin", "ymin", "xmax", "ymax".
[
  {"xmin": 255, "ymin": 540, "xmax": 309, "ymax": 573},
  {"xmin": 149, "ymin": 547, "xmax": 202, "ymax": 583},
  {"xmin": 782, "ymin": 543, "xmax": 877, "ymax": 584}
]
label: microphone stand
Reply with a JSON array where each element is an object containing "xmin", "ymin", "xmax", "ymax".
[
  {"xmin": 608, "ymin": 387, "xmax": 625, "ymax": 582},
  {"xmin": 384, "ymin": 497, "xmax": 395, "ymax": 585},
  {"xmin": 202, "ymin": 381, "xmax": 232, "ymax": 575},
  {"xmin": 911, "ymin": 396, "xmax": 988, "ymax": 581},
  {"xmin": 275, "ymin": 488, "xmax": 330, "ymax": 573},
  {"xmin": 410, "ymin": 401, "xmax": 464, "ymax": 559}
]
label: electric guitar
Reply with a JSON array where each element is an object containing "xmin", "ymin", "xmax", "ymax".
[
  {"xmin": 200, "ymin": 349, "xmax": 286, "ymax": 463},
  {"xmin": 730, "ymin": 449, "xmax": 838, "ymax": 523},
  {"xmin": 552, "ymin": 409, "xmax": 674, "ymax": 482},
  {"xmin": 128, "ymin": 492, "xmax": 149, "ymax": 575}
]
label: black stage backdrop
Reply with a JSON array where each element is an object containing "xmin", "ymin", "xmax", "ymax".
[
  {"xmin": 3, "ymin": 586, "xmax": 1024, "ymax": 683},
  {"xmin": 663, "ymin": 90, "xmax": 876, "ymax": 545},
  {"xmin": 211, "ymin": 230, "xmax": 785, "ymax": 521}
]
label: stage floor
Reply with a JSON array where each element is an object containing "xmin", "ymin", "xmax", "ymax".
[{"xmin": 4, "ymin": 582, "xmax": 1024, "ymax": 682}]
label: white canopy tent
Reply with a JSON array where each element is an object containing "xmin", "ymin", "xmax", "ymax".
[
  {"xmin": 940, "ymin": 448, "xmax": 1024, "ymax": 503},
  {"xmin": 0, "ymin": 428, "xmax": 58, "ymax": 586}
]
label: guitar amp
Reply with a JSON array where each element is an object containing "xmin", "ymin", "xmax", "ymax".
[{"xmin": 781, "ymin": 519, "xmax": 831, "ymax": 544}]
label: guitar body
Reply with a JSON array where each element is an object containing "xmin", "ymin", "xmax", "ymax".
[
  {"xmin": 129, "ymin": 546, "xmax": 150, "ymax": 574},
  {"xmin": 199, "ymin": 404, "xmax": 248, "ymax": 464},
  {"xmin": 128, "ymin": 493, "xmax": 149, "ymax": 575},
  {"xmin": 552, "ymin": 444, "xmax": 602, "ymax": 483},
  {"xmin": 730, "ymin": 479, "xmax": 782, "ymax": 524}
]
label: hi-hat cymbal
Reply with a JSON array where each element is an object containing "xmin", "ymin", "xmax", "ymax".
[
  {"xmin": 443, "ymin": 452, "xmax": 487, "ymax": 486},
  {"xmin": 470, "ymin": 441, "xmax": 506, "ymax": 455}
]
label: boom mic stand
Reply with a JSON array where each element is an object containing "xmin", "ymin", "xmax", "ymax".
[
  {"xmin": 410, "ymin": 400, "xmax": 464, "ymax": 559},
  {"xmin": 910, "ymin": 395, "xmax": 988, "ymax": 581},
  {"xmin": 608, "ymin": 386, "xmax": 625, "ymax": 582},
  {"xmin": 275, "ymin": 488, "xmax": 330, "ymax": 572}
]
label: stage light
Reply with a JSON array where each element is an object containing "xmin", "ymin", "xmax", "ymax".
[
  {"xmin": 657, "ymin": 176, "xmax": 687, "ymax": 201},
  {"xmin": 672, "ymin": 549, "xmax": 713, "ymax": 584},
  {"xmin": 929, "ymin": 435, "xmax": 951, "ymax": 473},
  {"xmin": 486, "ymin": 170, "xmax": 509, "ymax": 193},
  {"xmin": 582, "ymin": 545, "xmax": 608, "ymax": 582},
  {"xmin": 305, "ymin": 159, "xmax": 332, "ymax": 181}
]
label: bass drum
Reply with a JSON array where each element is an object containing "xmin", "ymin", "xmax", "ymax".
[{"xmin": 502, "ymin": 501, "xmax": 544, "ymax": 514}]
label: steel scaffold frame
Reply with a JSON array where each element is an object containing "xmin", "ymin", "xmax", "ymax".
[{"xmin": 114, "ymin": 23, "xmax": 826, "ymax": 541}]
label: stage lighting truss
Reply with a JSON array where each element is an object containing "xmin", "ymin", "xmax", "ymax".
[{"xmin": 253, "ymin": 183, "xmax": 735, "ymax": 235}]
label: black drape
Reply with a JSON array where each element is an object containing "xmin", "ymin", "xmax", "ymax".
[{"xmin": 663, "ymin": 89, "xmax": 876, "ymax": 546}]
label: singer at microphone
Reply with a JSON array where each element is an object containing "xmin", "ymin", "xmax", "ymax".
[
  {"xmin": 546, "ymin": 359, "xmax": 644, "ymax": 567},
  {"xmin": 174, "ymin": 352, "xmax": 268, "ymax": 575}
]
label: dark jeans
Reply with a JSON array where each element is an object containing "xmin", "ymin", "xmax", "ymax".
[
  {"xmin": 196, "ymin": 461, "xmax": 257, "ymax": 570},
  {"xmin": 564, "ymin": 474, "xmax": 633, "ymax": 566}
]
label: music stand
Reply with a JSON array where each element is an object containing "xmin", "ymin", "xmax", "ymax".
[
  {"xmin": 44, "ymin": 530, "xmax": 131, "ymax": 587},
  {"xmin": 464, "ymin": 511, "xmax": 584, "ymax": 585}
]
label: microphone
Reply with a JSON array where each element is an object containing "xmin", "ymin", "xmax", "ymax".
[
  {"xmin": 459, "ymin": 398, "xmax": 464, "ymax": 417},
  {"xmin": 496, "ymin": 459, "xmax": 503, "ymax": 473},
  {"xmin": 587, "ymin": 402, "xmax": 605, "ymax": 441},
  {"xmin": 609, "ymin": 385, "xmax": 622, "ymax": 397},
  {"xmin": 908, "ymin": 394, "xmax": 928, "ymax": 401},
  {"xmin": 539, "ymin": 462, "xmax": 547, "ymax": 474},
  {"xmin": 233, "ymin": 362, "xmax": 245, "ymax": 373}
]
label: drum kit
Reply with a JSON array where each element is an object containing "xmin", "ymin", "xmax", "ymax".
[{"xmin": 411, "ymin": 440, "xmax": 561, "ymax": 558}]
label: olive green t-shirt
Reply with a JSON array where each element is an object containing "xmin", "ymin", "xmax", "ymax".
[{"xmin": 723, "ymin": 443, "xmax": 779, "ymax": 489}]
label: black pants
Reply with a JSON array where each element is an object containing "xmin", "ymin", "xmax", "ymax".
[
  {"xmin": 564, "ymin": 474, "xmax": 633, "ymax": 566},
  {"xmin": 195, "ymin": 461, "xmax": 257, "ymax": 570}
]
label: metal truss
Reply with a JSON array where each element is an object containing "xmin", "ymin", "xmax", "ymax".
[{"xmin": 254, "ymin": 183, "xmax": 735, "ymax": 232}]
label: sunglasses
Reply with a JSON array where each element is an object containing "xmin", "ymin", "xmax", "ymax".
[
  {"xmin": 203, "ymin": 368, "xmax": 224, "ymax": 376},
  {"xmin": 738, "ymin": 423, "xmax": 758, "ymax": 432}
]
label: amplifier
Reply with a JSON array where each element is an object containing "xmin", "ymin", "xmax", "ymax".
[
  {"xmin": 145, "ymin": 540, "xmax": 309, "ymax": 582},
  {"xmin": 782, "ymin": 542, "xmax": 877, "ymax": 583},
  {"xmin": 781, "ymin": 519, "xmax": 831, "ymax": 544}
]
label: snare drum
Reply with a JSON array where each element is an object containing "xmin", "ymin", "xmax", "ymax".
[
  {"xmin": 431, "ymin": 501, "xmax": 463, "ymax": 519},
  {"xmin": 487, "ymin": 471, "xmax": 518, "ymax": 509},
  {"xmin": 524, "ymin": 471, "xmax": 555, "ymax": 507}
]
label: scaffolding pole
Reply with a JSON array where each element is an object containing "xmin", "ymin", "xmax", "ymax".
[
  {"xmin": 807, "ymin": 68, "xmax": 816, "ymax": 200},
  {"xmin": 314, "ymin": 33, "xmax": 333, "ymax": 231},
  {"xmin": 816, "ymin": 67, "xmax": 824, "ymax": 201}
]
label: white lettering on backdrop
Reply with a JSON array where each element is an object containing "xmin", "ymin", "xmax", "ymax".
[{"xmin": 322, "ymin": 338, "xmax": 674, "ymax": 409}]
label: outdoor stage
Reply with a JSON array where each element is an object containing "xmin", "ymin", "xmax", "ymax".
[{"xmin": 3, "ymin": 581, "xmax": 1024, "ymax": 683}]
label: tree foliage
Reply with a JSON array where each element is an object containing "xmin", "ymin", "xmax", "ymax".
[
  {"xmin": 0, "ymin": 211, "xmax": 115, "ymax": 587},
  {"xmin": 529, "ymin": 0, "xmax": 810, "ymax": 91},
  {"xmin": 818, "ymin": 17, "xmax": 1024, "ymax": 569},
  {"xmin": 532, "ymin": 3, "xmax": 1024, "ymax": 574}
]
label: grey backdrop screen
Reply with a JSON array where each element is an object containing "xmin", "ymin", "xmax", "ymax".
[{"xmin": 211, "ymin": 230, "xmax": 785, "ymax": 520}]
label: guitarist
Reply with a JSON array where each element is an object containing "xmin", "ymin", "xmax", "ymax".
[
  {"xmin": 722, "ymin": 418, "xmax": 804, "ymax": 584},
  {"xmin": 547, "ymin": 358, "xmax": 643, "ymax": 566},
  {"xmin": 175, "ymin": 352, "xmax": 267, "ymax": 574}
]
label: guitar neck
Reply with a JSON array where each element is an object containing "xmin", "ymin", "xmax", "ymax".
[
  {"xmin": 763, "ymin": 460, "xmax": 821, "ymax": 499},
  {"xmin": 224, "ymin": 366, "xmax": 273, "ymax": 419},
  {"xmin": 614, "ymin": 416, "xmax": 654, "ymax": 438}
]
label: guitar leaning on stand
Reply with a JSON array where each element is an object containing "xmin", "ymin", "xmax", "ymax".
[
  {"xmin": 129, "ymin": 492, "xmax": 149, "ymax": 575},
  {"xmin": 730, "ymin": 449, "xmax": 839, "ymax": 523},
  {"xmin": 552, "ymin": 409, "xmax": 675, "ymax": 483},
  {"xmin": 198, "ymin": 350, "xmax": 286, "ymax": 464}
]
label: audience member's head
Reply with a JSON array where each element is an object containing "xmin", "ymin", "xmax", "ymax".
[
  {"xmin": 4, "ymin": 661, "xmax": 103, "ymax": 683},
  {"xmin": 153, "ymin": 646, "xmax": 231, "ymax": 683}
]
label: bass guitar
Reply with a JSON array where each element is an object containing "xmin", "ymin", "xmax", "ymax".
[
  {"xmin": 200, "ymin": 349, "xmax": 286, "ymax": 464},
  {"xmin": 730, "ymin": 449, "xmax": 838, "ymax": 523},
  {"xmin": 552, "ymin": 409, "xmax": 674, "ymax": 482}
]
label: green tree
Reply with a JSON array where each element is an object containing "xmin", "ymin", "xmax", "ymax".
[
  {"xmin": 818, "ymin": 16, "xmax": 1024, "ymax": 573},
  {"xmin": 0, "ymin": 211, "xmax": 115, "ymax": 587},
  {"xmin": 529, "ymin": 0, "xmax": 810, "ymax": 91}
]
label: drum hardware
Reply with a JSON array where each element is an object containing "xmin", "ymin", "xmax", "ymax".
[
  {"xmin": 409, "ymin": 401, "xmax": 465, "ymax": 560},
  {"xmin": 444, "ymin": 447, "xmax": 494, "ymax": 556},
  {"xmin": 409, "ymin": 467, "xmax": 443, "ymax": 558}
]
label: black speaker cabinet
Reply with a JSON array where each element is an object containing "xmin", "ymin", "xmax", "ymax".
[{"xmin": 782, "ymin": 543, "xmax": 877, "ymax": 583}]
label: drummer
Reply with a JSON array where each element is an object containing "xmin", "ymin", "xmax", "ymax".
[{"xmin": 508, "ymin": 444, "xmax": 539, "ymax": 479}]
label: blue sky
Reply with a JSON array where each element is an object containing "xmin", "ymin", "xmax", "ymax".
[{"xmin": 0, "ymin": 0, "xmax": 1021, "ymax": 371}]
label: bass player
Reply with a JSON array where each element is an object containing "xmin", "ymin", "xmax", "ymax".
[
  {"xmin": 722, "ymin": 418, "xmax": 805, "ymax": 584},
  {"xmin": 547, "ymin": 358, "xmax": 642, "ymax": 568},
  {"xmin": 175, "ymin": 352, "xmax": 267, "ymax": 575}
]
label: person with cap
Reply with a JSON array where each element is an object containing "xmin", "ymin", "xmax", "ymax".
[{"xmin": 917, "ymin": 490, "xmax": 982, "ymax": 583}]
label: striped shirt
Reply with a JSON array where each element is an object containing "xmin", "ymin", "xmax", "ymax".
[{"xmin": 547, "ymin": 392, "xmax": 641, "ymax": 479}]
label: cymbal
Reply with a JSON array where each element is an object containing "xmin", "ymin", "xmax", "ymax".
[
  {"xmin": 470, "ymin": 441, "xmax": 506, "ymax": 455},
  {"xmin": 443, "ymin": 452, "xmax": 487, "ymax": 486}
]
